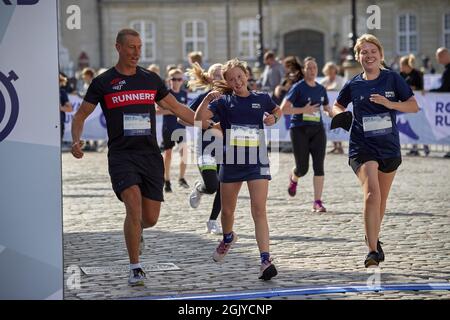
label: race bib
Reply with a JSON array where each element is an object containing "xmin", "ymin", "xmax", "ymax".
[
  {"xmin": 230, "ymin": 124, "xmax": 259, "ymax": 147},
  {"xmin": 303, "ymin": 110, "xmax": 321, "ymax": 122},
  {"xmin": 123, "ymin": 113, "xmax": 151, "ymax": 136},
  {"xmin": 362, "ymin": 112, "xmax": 393, "ymax": 137},
  {"xmin": 198, "ymin": 155, "xmax": 217, "ymax": 171}
]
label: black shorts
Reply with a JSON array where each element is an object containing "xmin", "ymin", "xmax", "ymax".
[
  {"xmin": 108, "ymin": 151, "xmax": 164, "ymax": 202},
  {"xmin": 161, "ymin": 128, "xmax": 185, "ymax": 151},
  {"xmin": 349, "ymin": 154, "xmax": 402, "ymax": 175}
]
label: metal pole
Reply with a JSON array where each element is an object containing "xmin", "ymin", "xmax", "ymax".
[{"xmin": 256, "ymin": 0, "xmax": 264, "ymax": 69}]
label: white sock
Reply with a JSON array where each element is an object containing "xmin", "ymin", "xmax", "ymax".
[{"xmin": 130, "ymin": 263, "xmax": 141, "ymax": 270}]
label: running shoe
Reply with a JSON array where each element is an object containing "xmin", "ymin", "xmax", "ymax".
[
  {"xmin": 364, "ymin": 251, "xmax": 380, "ymax": 268},
  {"xmin": 258, "ymin": 258, "xmax": 278, "ymax": 281},
  {"xmin": 312, "ymin": 200, "xmax": 327, "ymax": 212},
  {"xmin": 189, "ymin": 180, "xmax": 203, "ymax": 208},
  {"xmin": 287, "ymin": 176, "xmax": 297, "ymax": 197},
  {"xmin": 128, "ymin": 268, "xmax": 146, "ymax": 286},
  {"xmin": 365, "ymin": 236, "xmax": 384, "ymax": 263},
  {"xmin": 164, "ymin": 180, "xmax": 172, "ymax": 193},
  {"xmin": 179, "ymin": 178, "xmax": 190, "ymax": 189},
  {"xmin": 212, "ymin": 232, "xmax": 238, "ymax": 263},
  {"xmin": 206, "ymin": 220, "xmax": 223, "ymax": 235}
]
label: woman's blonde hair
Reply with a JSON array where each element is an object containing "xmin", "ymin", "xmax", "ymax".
[
  {"xmin": 400, "ymin": 54, "xmax": 416, "ymax": 69},
  {"xmin": 322, "ymin": 62, "xmax": 338, "ymax": 77},
  {"xmin": 354, "ymin": 33, "xmax": 385, "ymax": 66},
  {"xmin": 212, "ymin": 58, "xmax": 248, "ymax": 94},
  {"xmin": 167, "ymin": 68, "xmax": 183, "ymax": 78},
  {"xmin": 186, "ymin": 62, "xmax": 223, "ymax": 90}
]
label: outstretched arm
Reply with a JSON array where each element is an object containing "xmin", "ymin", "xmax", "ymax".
[
  {"xmin": 71, "ymin": 101, "xmax": 96, "ymax": 158},
  {"xmin": 157, "ymin": 93, "xmax": 195, "ymax": 125}
]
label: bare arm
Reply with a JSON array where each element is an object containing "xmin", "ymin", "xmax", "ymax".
[
  {"xmin": 330, "ymin": 101, "xmax": 347, "ymax": 118},
  {"xmin": 157, "ymin": 93, "xmax": 195, "ymax": 126},
  {"xmin": 71, "ymin": 101, "xmax": 96, "ymax": 158},
  {"xmin": 369, "ymin": 95, "xmax": 419, "ymax": 113},
  {"xmin": 194, "ymin": 91, "xmax": 221, "ymax": 123},
  {"xmin": 155, "ymin": 103, "xmax": 173, "ymax": 116}
]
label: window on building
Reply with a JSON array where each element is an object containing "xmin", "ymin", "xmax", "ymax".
[
  {"xmin": 444, "ymin": 13, "xmax": 450, "ymax": 48},
  {"xmin": 130, "ymin": 20, "xmax": 156, "ymax": 62},
  {"xmin": 183, "ymin": 20, "xmax": 207, "ymax": 60},
  {"xmin": 238, "ymin": 18, "xmax": 259, "ymax": 60},
  {"xmin": 397, "ymin": 14, "xmax": 418, "ymax": 54}
]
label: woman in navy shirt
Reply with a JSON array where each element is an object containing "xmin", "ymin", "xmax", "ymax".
[
  {"xmin": 331, "ymin": 34, "xmax": 419, "ymax": 267},
  {"xmin": 195, "ymin": 58, "xmax": 282, "ymax": 281},
  {"xmin": 280, "ymin": 57, "xmax": 331, "ymax": 213}
]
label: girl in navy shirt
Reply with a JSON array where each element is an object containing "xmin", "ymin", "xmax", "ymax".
[
  {"xmin": 195, "ymin": 58, "xmax": 282, "ymax": 280},
  {"xmin": 280, "ymin": 57, "xmax": 331, "ymax": 213},
  {"xmin": 331, "ymin": 34, "xmax": 419, "ymax": 268}
]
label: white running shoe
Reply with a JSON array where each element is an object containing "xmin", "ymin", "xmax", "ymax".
[
  {"xmin": 206, "ymin": 220, "xmax": 223, "ymax": 235},
  {"xmin": 128, "ymin": 268, "xmax": 146, "ymax": 286},
  {"xmin": 189, "ymin": 180, "xmax": 203, "ymax": 208}
]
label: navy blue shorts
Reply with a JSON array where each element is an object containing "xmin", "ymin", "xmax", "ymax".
[
  {"xmin": 349, "ymin": 154, "xmax": 402, "ymax": 175},
  {"xmin": 108, "ymin": 151, "xmax": 164, "ymax": 202},
  {"xmin": 219, "ymin": 164, "xmax": 271, "ymax": 183}
]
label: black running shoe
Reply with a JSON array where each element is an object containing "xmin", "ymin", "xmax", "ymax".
[
  {"xmin": 164, "ymin": 181, "xmax": 172, "ymax": 192},
  {"xmin": 377, "ymin": 240, "xmax": 385, "ymax": 262},
  {"xmin": 364, "ymin": 251, "xmax": 380, "ymax": 268},
  {"xmin": 259, "ymin": 259, "xmax": 278, "ymax": 281},
  {"xmin": 179, "ymin": 178, "xmax": 189, "ymax": 189}
]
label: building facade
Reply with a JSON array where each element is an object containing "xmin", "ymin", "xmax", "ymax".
[{"xmin": 59, "ymin": 0, "xmax": 450, "ymax": 77}]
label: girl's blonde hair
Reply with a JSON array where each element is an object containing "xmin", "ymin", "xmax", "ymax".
[
  {"xmin": 186, "ymin": 62, "xmax": 223, "ymax": 90},
  {"xmin": 354, "ymin": 33, "xmax": 385, "ymax": 66},
  {"xmin": 400, "ymin": 54, "xmax": 416, "ymax": 69},
  {"xmin": 212, "ymin": 58, "xmax": 248, "ymax": 94}
]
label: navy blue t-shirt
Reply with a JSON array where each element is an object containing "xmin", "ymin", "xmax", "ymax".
[
  {"xmin": 337, "ymin": 69, "xmax": 414, "ymax": 159},
  {"xmin": 162, "ymin": 89, "xmax": 187, "ymax": 132},
  {"xmin": 208, "ymin": 92, "xmax": 276, "ymax": 168},
  {"xmin": 189, "ymin": 90, "xmax": 221, "ymax": 158},
  {"xmin": 285, "ymin": 80, "xmax": 329, "ymax": 128},
  {"xmin": 84, "ymin": 66, "xmax": 169, "ymax": 153},
  {"xmin": 60, "ymin": 88, "xmax": 69, "ymax": 124}
]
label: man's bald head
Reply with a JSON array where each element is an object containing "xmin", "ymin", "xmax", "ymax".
[{"xmin": 436, "ymin": 47, "xmax": 450, "ymax": 65}]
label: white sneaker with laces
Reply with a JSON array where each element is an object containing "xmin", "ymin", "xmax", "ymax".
[
  {"xmin": 206, "ymin": 220, "xmax": 223, "ymax": 235},
  {"xmin": 189, "ymin": 180, "xmax": 203, "ymax": 208}
]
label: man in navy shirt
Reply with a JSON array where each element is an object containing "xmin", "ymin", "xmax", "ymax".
[{"xmin": 71, "ymin": 29, "xmax": 195, "ymax": 286}]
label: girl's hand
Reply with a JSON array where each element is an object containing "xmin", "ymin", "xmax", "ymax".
[
  {"xmin": 370, "ymin": 94, "xmax": 393, "ymax": 109},
  {"xmin": 263, "ymin": 112, "xmax": 276, "ymax": 126},
  {"xmin": 206, "ymin": 90, "xmax": 222, "ymax": 103}
]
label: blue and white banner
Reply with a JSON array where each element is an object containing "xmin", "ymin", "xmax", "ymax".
[
  {"xmin": 64, "ymin": 91, "xmax": 450, "ymax": 146},
  {"xmin": 0, "ymin": 2, "xmax": 63, "ymax": 299}
]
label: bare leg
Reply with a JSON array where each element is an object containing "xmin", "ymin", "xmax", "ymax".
[
  {"xmin": 220, "ymin": 182, "xmax": 242, "ymax": 234},
  {"xmin": 163, "ymin": 148, "xmax": 172, "ymax": 181},
  {"xmin": 247, "ymin": 179, "xmax": 270, "ymax": 253},
  {"xmin": 121, "ymin": 185, "xmax": 143, "ymax": 264},
  {"xmin": 313, "ymin": 175, "xmax": 324, "ymax": 201}
]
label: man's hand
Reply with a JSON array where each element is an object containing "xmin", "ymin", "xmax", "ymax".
[{"xmin": 71, "ymin": 140, "xmax": 85, "ymax": 159}]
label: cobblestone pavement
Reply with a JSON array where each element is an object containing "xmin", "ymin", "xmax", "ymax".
[{"xmin": 63, "ymin": 145, "xmax": 450, "ymax": 300}]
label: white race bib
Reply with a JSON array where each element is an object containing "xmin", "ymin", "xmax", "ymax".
[
  {"xmin": 123, "ymin": 113, "xmax": 151, "ymax": 136},
  {"xmin": 198, "ymin": 155, "xmax": 217, "ymax": 171},
  {"xmin": 362, "ymin": 112, "xmax": 393, "ymax": 137},
  {"xmin": 230, "ymin": 124, "xmax": 259, "ymax": 147}
]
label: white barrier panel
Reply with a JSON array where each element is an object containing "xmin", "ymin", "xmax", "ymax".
[
  {"xmin": 0, "ymin": 2, "xmax": 63, "ymax": 299},
  {"xmin": 63, "ymin": 91, "xmax": 450, "ymax": 146}
]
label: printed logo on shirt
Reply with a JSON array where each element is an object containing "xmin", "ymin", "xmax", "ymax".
[
  {"xmin": 104, "ymin": 90, "xmax": 157, "ymax": 109},
  {"xmin": 112, "ymin": 80, "xmax": 126, "ymax": 91},
  {"xmin": 385, "ymin": 91, "xmax": 395, "ymax": 98},
  {"xmin": 360, "ymin": 95, "xmax": 365, "ymax": 100},
  {"xmin": 110, "ymin": 78, "xmax": 123, "ymax": 85},
  {"xmin": 252, "ymin": 103, "xmax": 261, "ymax": 109}
]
